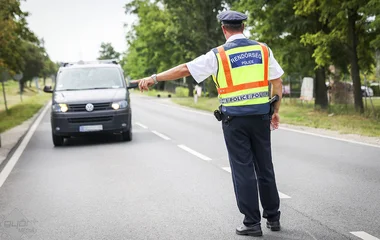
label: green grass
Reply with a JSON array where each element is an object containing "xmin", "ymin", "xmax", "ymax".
[
  {"xmin": 172, "ymin": 97, "xmax": 380, "ymax": 137},
  {"xmin": 0, "ymin": 79, "xmax": 52, "ymax": 111},
  {"xmin": 172, "ymin": 97, "xmax": 219, "ymax": 112},
  {"xmin": 0, "ymin": 79, "xmax": 51, "ymax": 133}
]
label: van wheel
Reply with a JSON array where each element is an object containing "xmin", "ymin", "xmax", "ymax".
[
  {"xmin": 52, "ymin": 133, "xmax": 64, "ymax": 146},
  {"xmin": 122, "ymin": 128, "xmax": 132, "ymax": 142}
]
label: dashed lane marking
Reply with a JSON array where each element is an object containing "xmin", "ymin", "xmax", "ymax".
[
  {"xmin": 178, "ymin": 145, "xmax": 212, "ymax": 161},
  {"xmin": 152, "ymin": 130, "xmax": 171, "ymax": 140},
  {"xmin": 135, "ymin": 122, "xmax": 148, "ymax": 129},
  {"xmin": 222, "ymin": 166, "xmax": 291, "ymax": 199},
  {"xmin": 278, "ymin": 191, "xmax": 291, "ymax": 199},
  {"xmin": 351, "ymin": 232, "xmax": 380, "ymax": 240}
]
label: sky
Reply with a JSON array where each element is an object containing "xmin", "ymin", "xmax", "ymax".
[{"xmin": 21, "ymin": 0, "xmax": 137, "ymax": 63}]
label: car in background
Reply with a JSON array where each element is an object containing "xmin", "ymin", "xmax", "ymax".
[
  {"xmin": 361, "ymin": 86, "xmax": 374, "ymax": 97},
  {"xmin": 326, "ymin": 82, "xmax": 374, "ymax": 97},
  {"xmin": 43, "ymin": 60, "xmax": 137, "ymax": 146}
]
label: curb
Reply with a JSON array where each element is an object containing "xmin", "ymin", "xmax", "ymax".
[{"xmin": 0, "ymin": 101, "xmax": 50, "ymax": 173}]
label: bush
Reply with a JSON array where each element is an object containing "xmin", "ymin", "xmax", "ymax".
[
  {"xmin": 175, "ymin": 87, "xmax": 189, "ymax": 97},
  {"xmin": 372, "ymin": 85, "xmax": 380, "ymax": 96}
]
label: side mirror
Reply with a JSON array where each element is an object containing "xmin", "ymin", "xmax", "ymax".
[
  {"xmin": 127, "ymin": 82, "xmax": 138, "ymax": 89},
  {"xmin": 43, "ymin": 85, "xmax": 53, "ymax": 93}
]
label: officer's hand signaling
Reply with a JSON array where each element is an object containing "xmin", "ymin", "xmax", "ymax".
[
  {"xmin": 271, "ymin": 113, "xmax": 280, "ymax": 130},
  {"xmin": 131, "ymin": 78, "xmax": 155, "ymax": 92}
]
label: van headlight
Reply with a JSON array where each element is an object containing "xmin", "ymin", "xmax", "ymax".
[
  {"xmin": 112, "ymin": 100, "xmax": 128, "ymax": 110},
  {"xmin": 52, "ymin": 103, "xmax": 68, "ymax": 113}
]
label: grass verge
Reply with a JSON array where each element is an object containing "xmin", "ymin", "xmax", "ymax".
[
  {"xmin": 172, "ymin": 97, "xmax": 380, "ymax": 137},
  {"xmin": 0, "ymin": 80, "xmax": 51, "ymax": 133}
]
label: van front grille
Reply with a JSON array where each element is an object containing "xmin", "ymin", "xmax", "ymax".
[{"xmin": 67, "ymin": 116, "xmax": 113, "ymax": 123}]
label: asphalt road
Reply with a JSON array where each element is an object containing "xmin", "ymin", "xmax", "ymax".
[{"xmin": 0, "ymin": 93, "xmax": 379, "ymax": 240}]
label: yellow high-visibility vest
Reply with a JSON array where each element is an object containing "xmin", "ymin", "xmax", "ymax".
[{"xmin": 212, "ymin": 39, "xmax": 269, "ymax": 107}]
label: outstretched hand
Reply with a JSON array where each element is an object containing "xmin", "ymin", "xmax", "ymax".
[{"xmin": 131, "ymin": 77, "xmax": 155, "ymax": 92}]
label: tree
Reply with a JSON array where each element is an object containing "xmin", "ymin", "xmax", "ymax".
[
  {"xmin": 162, "ymin": 0, "xmax": 225, "ymax": 96},
  {"xmin": 37, "ymin": 38, "xmax": 58, "ymax": 85},
  {"xmin": 0, "ymin": 0, "xmax": 38, "ymax": 73},
  {"xmin": 295, "ymin": 0, "xmax": 377, "ymax": 113},
  {"xmin": 19, "ymin": 41, "xmax": 46, "ymax": 92},
  {"xmin": 98, "ymin": 42, "xmax": 121, "ymax": 60},
  {"xmin": 123, "ymin": 0, "xmax": 225, "ymax": 96},
  {"xmin": 231, "ymin": 0, "xmax": 328, "ymax": 108},
  {"xmin": 123, "ymin": 0, "xmax": 184, "ymax": 91}
]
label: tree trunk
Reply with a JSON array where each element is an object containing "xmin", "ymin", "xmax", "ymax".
[
  {"xmin": 186, "ymin": 77, "xmax": 194, "ymax": 97},
  {"xmin": 314, "ymin": 67, "xmax": 328, "ymax": 109},
  {"xmin": 43, "ymin": 77, "xmax": 46, "ymax": 86},
  {"xmin": 20, "ymin": 81, "xmax": 25, "ymax": 93},
  {"xmin": 376, "ymin": 49, "xmax": 380, "ymax": 79},
  {"xmin": 348, "ymin": 10, "xmax": 364, "ymax": 113}
]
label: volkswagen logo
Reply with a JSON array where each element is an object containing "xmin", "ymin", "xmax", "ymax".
[{"xmin": 85, "ymin": 103, "xmax": 94, "ymax": 112}]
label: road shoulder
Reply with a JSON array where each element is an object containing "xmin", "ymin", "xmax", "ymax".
[
  {"xmin": 280, "ymin": 123, "xmax": 380, "ymax": 147},
  {"xmin": 134, "ymin": 94, "xmax": 380, "ymax": 147},
  {"xmin": 0, "ymin": 102, "xmax": 49, "ymax": 167}
]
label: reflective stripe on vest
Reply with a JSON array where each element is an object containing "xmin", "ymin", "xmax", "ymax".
[{"xmin": 212, "ymin": 41, "xmax": 269, "ymax": 107}]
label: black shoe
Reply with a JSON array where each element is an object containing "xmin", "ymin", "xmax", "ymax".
[
  {"xmin": 266, "ymin": 220, "xmax": 281, "ymax": 231},
  {"xmin": 236, "ymin": 224, "xmax": 263, "ymax": 237}
]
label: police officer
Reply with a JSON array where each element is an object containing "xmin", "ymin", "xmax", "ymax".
[{"xmin": 134, "ymin": 10, "xmax": 283, "ymax": 237}]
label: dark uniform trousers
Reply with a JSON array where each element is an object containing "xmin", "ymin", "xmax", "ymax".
[{"xmin": 222, "ymin": 113, "xmax": 280, "ymax": 226}]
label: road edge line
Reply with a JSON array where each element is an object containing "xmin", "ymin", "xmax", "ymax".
[
  {"xmin": 153, "ymin": 99, "xmax": 380, "ymax": 149},
  {"xmin": 0, "ymin": 101, "xmax": 51, "ymax": 188},
  {"xmin": 279, "ymin": 127, "xmax": 380, "ymax": 149}
]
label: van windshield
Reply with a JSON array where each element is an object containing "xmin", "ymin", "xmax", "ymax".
[{"xmin": 56, "ymin": 67, "xmax": 124, "ymax": 91}]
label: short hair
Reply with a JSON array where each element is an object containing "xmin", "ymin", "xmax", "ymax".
[{"xmin": 222, "ymin": 23, "xmax": 244, "ymax": 32}]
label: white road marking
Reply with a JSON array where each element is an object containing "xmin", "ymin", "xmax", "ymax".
[
  {"xmin": 143, "ymin": 97, "xmax": 380, "ymax": 148},
  {"xmin": 0, "ymin": 102, "xmax": 51, "ymax": 188},
  {"xmin": 178, "ymin": 145, "xmax": 212, "ymax": 161},
  {"xmin": 135, "ymin": 122, "xmax": 148, "ymax": 129},
  {"xmin": 278, "ymin": 191, "xmax": 291, "ymax": 199},
  {"xmin": 351, "ymin": 231, "xmax": 380, "ymax": 240},
  {"xmin": 280, "ymin": 127, "xmax": 380, "ymax": 149},
  {"xmin": 151, "ymin": 130, "xmax": 171, "ymax": 140},
  {"xmin": 222, "ymin": 167, "xmax": 291, "ymax": 199}
]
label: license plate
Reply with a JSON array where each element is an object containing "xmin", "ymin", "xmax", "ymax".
[{"xmin": 79, "ymin": 125, "xmax": 103, "ymax": 132}]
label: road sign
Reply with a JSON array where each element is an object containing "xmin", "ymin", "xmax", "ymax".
[
  {"xmin": 1, "ymin": 71, "xmax": 9, "ymax": 82},
  {"xmin": 14, "ymin": 73, "xmax": 23, "ymax": 81},
  {"xmin": 300, "ymin": 77, "xmax": 314, "ymax": 101}
]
